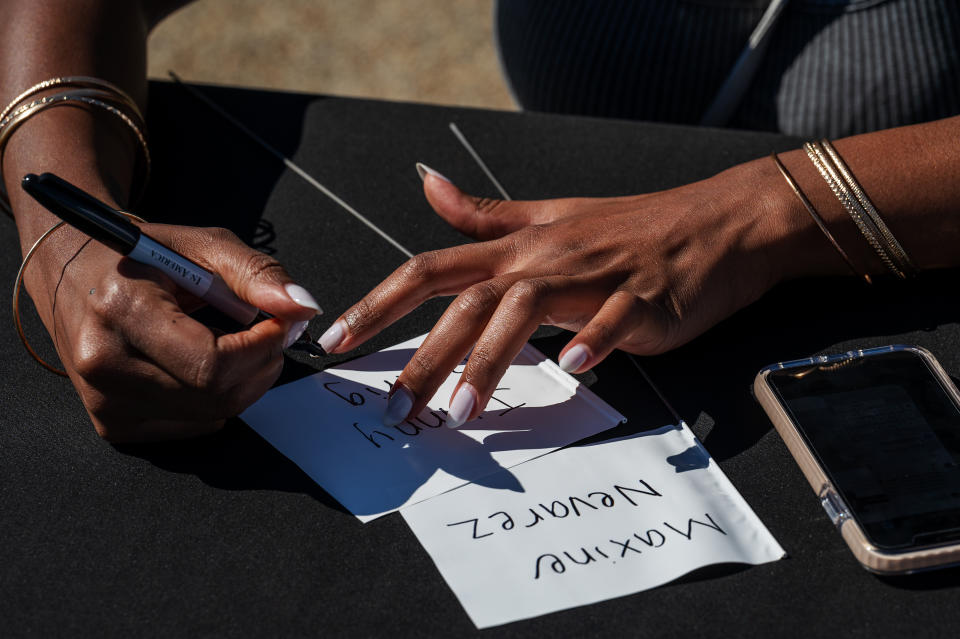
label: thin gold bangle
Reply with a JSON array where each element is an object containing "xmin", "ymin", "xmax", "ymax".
[
  {"xmin": 770, "ymin": 152, "xmax": 871, "ymax": 285},
  {"xmin": 0, "ymin": 78, "xmax": 147, "ymax": 218},
  {"xmin": 13, "ymin": 211, "xmax": 147, "ymax": 376},
  {"xmin": 804, "ymin": 141, "xmax": 905, "ymax": 280},
  {"xmin": 0, "ymin": 88, "xmax": 145, "ymax": 146},
  {"xmin": 0, "ymin": 92, "xmax": 151, "ymax": 206},
  {"xmin": 12, "ymin": 221, "xmax": 68, "ymax": 376},
  {"xmin": 804, "ymin": 140, "xmax": 893, "ymax": 270},
  {"xmin": 0, "ymin": 75, "xmax": 143, "ymax": 124},
  {"xmin": 818, "ymin": 139, "xmax": 917, "ymax": 277}
]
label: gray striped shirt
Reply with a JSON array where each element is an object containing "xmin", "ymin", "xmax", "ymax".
[{"xmin": 495, "ymin": 0, "xmax": 960, "ymax": 138}]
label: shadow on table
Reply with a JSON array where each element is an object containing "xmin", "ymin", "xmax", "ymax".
[
  {"xmin": 662, "ymin": 562, "xmax": 753, "ymax": 589},
  {"xmin": 878, "ymin": 563, "xmax": 960, "ymax": 591},
  {"xmin": 646, "ymin": 270, "xmax": 960, "ymax": 463},
  {"xmin": 140, "ymin": 80, "xmax": 317, "ymax": 244},
  {"xmin": 113, "ymin": 417, "xmax": 354, "ymax": 515}
]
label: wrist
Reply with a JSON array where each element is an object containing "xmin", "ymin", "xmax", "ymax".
[
  {"xmin": 5, "ymin": 105, "xmax": 134, "ymax": 251},
  {"xmin": 17, "ymin": 218, "xmax": 96, "ymax": 322},
  {"xmin": 726, "ymin": 153, "xmax": 864, "ymax": 285},
  {"xmin": 3, "ymin": 109, "xmax": 135, "ymax": 323},
  {"xmin": 3, "ymin": 105, "xmax": 136, "ymax": 229}
]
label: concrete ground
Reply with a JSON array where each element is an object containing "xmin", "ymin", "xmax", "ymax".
[{"xmin": 147, "ymin": 0, "xmax": 516, "ymax": 110}]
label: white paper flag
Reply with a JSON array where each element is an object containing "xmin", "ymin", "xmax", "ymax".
[
  {"xmin": 401, "ymin": 425, "xmax": 785, "ymax": 628},
  {"xmin": 241, "ymin": 334, "xmax": 625, "ymax": 521}
]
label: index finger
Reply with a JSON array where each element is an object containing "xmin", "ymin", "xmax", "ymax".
[{"xmin": 318, "ymin": 239, "xmax": 514, "ymax": 353}]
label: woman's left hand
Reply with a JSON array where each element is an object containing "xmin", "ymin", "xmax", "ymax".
[{"xmin": 317, "ymin": 159, "xmax": 834, "ymax": 428}]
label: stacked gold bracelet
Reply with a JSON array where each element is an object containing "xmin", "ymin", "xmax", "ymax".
[
  {"xmin": 0, "ymin": 76, "xmax": 150, "ymax": 216},
  {"xmin": 0, "ymin": 76, "xmax": 143, "ymax": 122},
  {"xmin": 2, "ymin": 76, "xmax": 151, "ymax": 373},
  {"xmin": 803, "ymin": 139, "xmax": 917, "ymax": 280},
  {"xmin": 770, "ymin": 152, "xmax": 872, "ymax": 285}
]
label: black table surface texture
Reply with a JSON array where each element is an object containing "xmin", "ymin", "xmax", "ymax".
[{"xmin": 2, "ymin": 81, "xmax": 959, "ymax": 637}]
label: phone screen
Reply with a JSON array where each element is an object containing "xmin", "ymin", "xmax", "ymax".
[{"xmin": 767, "ymin": 349, "xmax": 960, "ymax": 550}]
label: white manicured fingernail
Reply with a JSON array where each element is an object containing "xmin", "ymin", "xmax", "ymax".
[
  {"xmin": 446, "ymin": 383, "xmax": 477, "ymax": 429},
  {"xmin": 284, "ymin": 320, "xmax": 310, "ymax": 348},
  {"xmin": 318, "ymin": 320, "xmax": 346, "ymax": 353},
  {"xmin": 284, "ymin": 283, "xmax": 323, "ymax": 314},
  {"xmin": 384, "ymin": 385, "xmax": 414, "ymax": 426},
  {"xmin": 416, "ymin": 162, "xmax": 452, "ymax": 184},
  {"xmin": 559, "ymin": 344, "xmax": 590, "ymax": 373}
]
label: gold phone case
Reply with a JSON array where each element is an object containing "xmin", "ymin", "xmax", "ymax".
[{"xmin": 754, "ymin": 345, "xmax": 960, "ymax": 574}]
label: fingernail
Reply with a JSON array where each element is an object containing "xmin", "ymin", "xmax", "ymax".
[
  {"xmin": 559, "ymin": 344, "xmax": 590, "ymax": 373},
  {"xmin": 318, "ymin": 320, "xmax": 346, "ymax": 353},
  {"xmin": 384, "ymin": 384, "xmax": 414, "ymax": 426},
  {"xmin": 416, "ymin": 162, "xmax": 452, "ymax": 184},
  {"xmin": 446, "ymin": 383, "xmax": 477, "ymax": 429},
  {"xmin": 284, "ymin": 283, "xmax": 323, "ymax": 314},
  {"xmin": 284, "ymin": 320, "xmax": 310, "ymax": 349}
]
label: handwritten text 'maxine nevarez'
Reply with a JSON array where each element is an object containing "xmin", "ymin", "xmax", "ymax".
[
  {"xmin": 446, "ymin": 479, "xmax": 663, "ymax": 540},
  {"xmin": 533, "ymin": 512, "xmax": 727, "ymax": 579}
]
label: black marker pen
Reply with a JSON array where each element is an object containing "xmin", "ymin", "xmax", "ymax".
[{"xmin": 21, "ymin": 172, "xmax": 325, "ymax": 356}]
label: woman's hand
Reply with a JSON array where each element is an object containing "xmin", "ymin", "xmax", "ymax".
[
  {"xmin": 319, "ymin": 159, "xmax": 837, "ymax": 429},
  {"xmin": 23, "ymin": 222, "xmax": 322, "ymax": 442}
]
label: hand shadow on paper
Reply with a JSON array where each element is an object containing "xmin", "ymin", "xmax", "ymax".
[
  {"xmin": 115, "ymin": 385, "xmax": 580, "ymax": 522},
  {"xmin": 110, "ymin": 349, "xmax": 592, "ymax": 518},
  {"xmin": 116, "ymin": 341, "xmax": 662, "ymax": 519},
  {"xmin": 282, "ymin": 336, "xmax": 673, "ymax": 519},
  {"xmin": 279, "ymin": 364, "xmax": 624, "ymax": 519}
]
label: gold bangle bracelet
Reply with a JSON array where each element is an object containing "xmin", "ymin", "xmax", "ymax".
[
  {"xmin": 12, "ymin": 221, "xmax": 69, "ymax": 376},
  {"xmin": 13, "ymin": 210, "xmax": 147, "ymax": 376},
  {"xmin": 0, "ymin": 87, "xmax": 145, "ymax": 145},
  {"xmin": 804, "ymin": 141, "xmax": 901, "ymax": 278},
  {"xmin": 0, "ymin": 75, "xmax": 143, "ymax": 124},
  {"xmin": 818, "ymin": 139, "xmax": 917, "ymax": 277},
  {"xmin": 804, "ymin": 140, "xmax": 912, "ymax": 280},
  {"xmin": 0, "ymin": 92, "xmax": 151, "ymax": 206},
  {"xmin": 770, "ymin": 153, "xmax": 871, "ymax": 285},
  {"xmin": 1, "ymin": 78, "xmax": 149, "ymax": 217}
]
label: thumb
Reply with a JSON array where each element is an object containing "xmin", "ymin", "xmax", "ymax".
[
  {"xmin": 161, "ymin": 225, "xmax": 322, "ymax": 321},
  {"xmin": 416, "ymin": 162, "xmax": 555, "ymax": 240}
]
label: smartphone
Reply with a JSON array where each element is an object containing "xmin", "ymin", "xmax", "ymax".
[{"xmin": 754, "ymin": 345, "xmax": 960, "ymax": 574}]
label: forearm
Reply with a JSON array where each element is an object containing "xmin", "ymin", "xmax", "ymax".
[
  {"xmin": 0, "ymin": 1, "xmax": 181, "ymax": 319},
  {"xmin": 1, "ymin": 0, "xmax": 152, "ymax": 236}
]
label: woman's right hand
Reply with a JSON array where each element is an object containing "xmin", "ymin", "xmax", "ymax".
[
  {"xmin": 320, "ymin": 157, "xmax": 843, "ymax": 429},
  {"xmin": 21, "ymin": 222, "xmax": 322, "ymax": 442}
]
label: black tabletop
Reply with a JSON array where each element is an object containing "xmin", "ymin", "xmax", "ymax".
[{"xmin": 2, "ymin": 81, "xmax": 959, "ymax": 637}]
